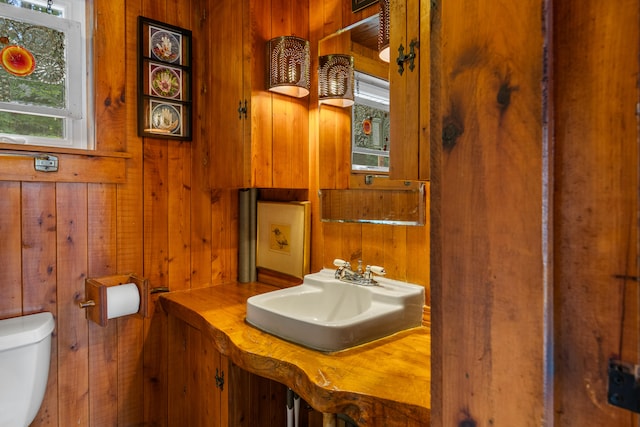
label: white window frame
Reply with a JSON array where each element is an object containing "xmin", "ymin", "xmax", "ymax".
[{"xmin": 0, "ymin": 0, "xmax": 93, "ymax": 149}]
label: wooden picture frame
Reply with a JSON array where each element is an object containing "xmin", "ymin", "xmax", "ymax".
[
  {"xmin": 256, "ymin": 201, "xmax": 311, "ymax": 279},
  {"xmin": 137, "ymin": 16, "xmax": 192, "ymax": 140}
]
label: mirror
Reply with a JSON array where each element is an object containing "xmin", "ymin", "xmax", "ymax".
[
  {"xmin": 318, "ymin": 14, "xmax": 426, "ymax": 226},
  {"xmin": 319, "ymin": 15, "xmax": 391, "ymax": 174}
]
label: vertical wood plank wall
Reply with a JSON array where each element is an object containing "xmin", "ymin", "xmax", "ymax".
[
  {"xmin": 431, "ymin": 0, "xmax": 548, "ymax": 423},
  {"xmin": 0, "ymin": 0, "xmax": 238, "ymax": 426},
  {"xmin": 431, "ymin": 0, "xmax": 640, "ymax": 426},
  {"xmin": 0, "ymin": 0, "xmax": 636, "ymax": 425},
  {"xmin": 553, "ymin": 0, "xmax": 639, "ymax": 425},
  {"xmin": 0, "ymin": 1, "xmax": 427, "ymax": 426}
]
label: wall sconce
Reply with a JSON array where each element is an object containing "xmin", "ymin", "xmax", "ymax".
[
  {"xmin": 318, "ymin": 54, "xmax": 354, "ymax": 108},
  {"xmin": 266, "ymin": 36, "xmax": 310, "ymax": 98},
  {"xmin": 378, "ymin": 0, "xmax": 390, "ymax": 62}
]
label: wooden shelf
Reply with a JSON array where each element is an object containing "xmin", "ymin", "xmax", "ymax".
[{"xmin": 0, "ymin": 144, "xmax": 131, "ymax": 183}]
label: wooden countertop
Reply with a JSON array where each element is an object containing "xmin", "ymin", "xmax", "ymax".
[{"xmin": 160, "ymin": 282, "xmax": 430, "ymax": 426}]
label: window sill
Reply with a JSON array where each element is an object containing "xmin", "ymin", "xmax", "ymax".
[{"xmin": 0, "ymin": 143, "xmax": 132, "ymax": 184}]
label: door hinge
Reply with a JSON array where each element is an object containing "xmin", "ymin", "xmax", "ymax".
[
  {"xmin": 215, "ymin": 368, "xmax": 224, "ymax": 391},
  {"xmin": 237, "ymin": 100, "xmax": 247, "ymax": 119},
  {"xmin": 396, "ymin": 39, "xmax": 419, "ymax": 75},
  {"xmin": 608, "ymin": 359, "xmax": 640, "ymax": 413}
]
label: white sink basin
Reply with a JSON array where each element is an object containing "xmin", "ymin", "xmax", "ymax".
[{"xmin": 246, "ymin": 268, "xmax": 424, "ymax": 352}]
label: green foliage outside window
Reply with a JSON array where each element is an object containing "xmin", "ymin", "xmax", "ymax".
[
  {"xmin": 0, "ymin": 111, "xmax": 63, "ymax": 138},
  {"xmin": 0, "ymin": 0, "xmax": 66, "ymax": 141}
]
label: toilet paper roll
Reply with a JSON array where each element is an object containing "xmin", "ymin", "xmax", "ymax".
[{"xmin": 106, "ymin": 283, "xmax": 140, "ymax": 319}]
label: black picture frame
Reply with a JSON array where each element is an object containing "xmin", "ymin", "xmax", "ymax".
[
  {"xmin": 352, "ymin": 0, "xmax": 378, "ymax": 13},
  {"xmin": 137, "ymin": 16, "xmax": 192, "ymax": 140}
]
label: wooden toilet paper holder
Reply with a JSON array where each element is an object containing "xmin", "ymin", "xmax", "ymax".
[{"xmin": 80, "ymin": 274, "xmax": 149, "ymax": 326}]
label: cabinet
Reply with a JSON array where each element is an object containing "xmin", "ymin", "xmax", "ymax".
[
  {"xmin": 167, "ymin": 314, "xmax": 288, "ymax": 426},
  {"xmin": 168, "ymin": 314, "xmax": 229, "ymax": 426},
  {"xmin": 388, "ymin": 0, "xmax": 430, "ymax": 181},
  {"xmin": 207, "ymin": 0, "xmax": 309, "ymax": 189}
]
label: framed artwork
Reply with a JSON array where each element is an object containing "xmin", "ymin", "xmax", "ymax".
[
  {"xmin": 352, "ymin": 0, "xmax": 378, "ymax": 12},
  {"xmin": 257, "ymin": 201, "xmax": 311, "ymax": 279},
  {"xmin": 137, "ymin": 16, "xmax": 192, "ymax": 140}
]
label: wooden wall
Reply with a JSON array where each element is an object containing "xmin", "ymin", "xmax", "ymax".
[
  {"xmin": 553, "ymin": 0, "xmax": 639, "ymax": 424},
  {"xmin": 430, "ymin": 0, "xmax": 548, "ymax": 422},
  {"xmin": 12, "ymin": 0, "xmax": 638, "ymax": 426},
  {"xmin": 0, "ymin": 1, "xmax": 428, "ymax": 426},
  {"xmin": 431, "ymin": 0, "xmax": 639, "ymax": 425},
  {"xmin": 0, "ymin": 0, "xmax": 237, "ymax": 426}
]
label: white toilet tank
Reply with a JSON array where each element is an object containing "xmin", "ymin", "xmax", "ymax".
[{"xmin": 0, "ymin": 312, "xmax": 55, "ymax": 427}]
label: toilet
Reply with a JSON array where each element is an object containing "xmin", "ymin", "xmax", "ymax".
[{"xmin": 0, "ymin": 312, "xmax": 55, "ymax": 427}]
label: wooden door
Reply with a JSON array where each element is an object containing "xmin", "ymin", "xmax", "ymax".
[
  {"xmin": 209, "ymin": 0, "xmax": 245, "ymax": 188},
  {"xmin": 388, "ymin": 0, "xmax": 429, "ymax": 181},
  {"xmin": 168, "ymin": 315, "xmax": 228, "ymax": 426},
  {"xmin": 208, "ymin": 0, "xmax": 309, "ymax": 189}
]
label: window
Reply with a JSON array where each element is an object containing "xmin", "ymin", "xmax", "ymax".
[{"xmin": 0, "ymin": 0, "xmax": 92, "ymax": 149}]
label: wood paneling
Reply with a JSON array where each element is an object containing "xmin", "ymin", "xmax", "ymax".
[
  {"xmin": 431, "ymin": 0, "xmax": 547, "ymax": 424},
  {"xmin": 0, "ymin": 1, "xmax": 239, "ymax": 427},
  {"xmin": 431, "ymin": 0, "xmax": 639, "ymax": 425},
  {"xmin": 0, "ymin": 183, "xmax": 21, "ymax": 318},
  {"xmin": 4, "ymin": 0, "xmax": 635, "ymax": 425},
  {"xmin": 56, "ymin": 183, "xmax": 90, "ymax": 426},
  {"xmin": 22, "ymin": 182, "xmax": 59, "ymax": 425},
  {"xmin": 116, "ymin": 2, "xmax": 146, "ymax": 425},
  {"xmin": 553, "ymin": 0, "xmax": 639, "ymax": 425},
  {"xmin": 0, "ymin": 149, "xmax": 128, "ymax": 183}
]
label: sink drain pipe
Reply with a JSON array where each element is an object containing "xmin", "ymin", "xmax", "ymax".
[{"xmin": 286, "ymin": 388, "xmax": 300, "ymax": 427}]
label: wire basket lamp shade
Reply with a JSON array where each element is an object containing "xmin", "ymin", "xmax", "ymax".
[
  {"xmin": 318, "ymin": 54, "xmax": 354, "ymax": 108},
  {"xmin": 266, "ymin": 36, "xmax": 310, "ymax": 98},
  {"xmin": 378, "ymin": 0, "xmax": 390, "ymax": 62}
]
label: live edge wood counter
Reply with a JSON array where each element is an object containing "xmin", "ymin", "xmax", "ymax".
[{"xmin": 160, "ymin": 282, "xmax": 430, "ymax": 426}]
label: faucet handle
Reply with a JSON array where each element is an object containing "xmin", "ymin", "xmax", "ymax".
[
  {"xmin": 333, "ymin": 258, "xmax": 349, "ymax": 267},
  {"xmin": 369, "ymin": 265, "xmax": 386, "ymax": 276}
]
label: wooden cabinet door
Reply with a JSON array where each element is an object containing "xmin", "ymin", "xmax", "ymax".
[
  {"xmin": 208, "ymin": 0, "xmax": 309, "ymax": 189},
  {"xmin": 388, "ymin": 0, "xmax": 430, "ymax": 181},
  {"xmin": 208, "ymin": 0, "xmax": 246, "ymax": 189},
  {"xmin": 167, "ymin": 314, "xmax": 289, "ymax": 426},
  {"xmin": 168, "ymin": 315, "xmax": 228, "ymax": 426}
]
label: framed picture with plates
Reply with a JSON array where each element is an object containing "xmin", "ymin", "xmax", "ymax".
[{"xmin": 137, "ymin": 16, "xmax": 192, "ymax": 140}]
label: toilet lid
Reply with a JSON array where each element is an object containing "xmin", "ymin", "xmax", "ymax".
[{"xmin": 0, "ymin": 312, "xmax": 55, "ymax": 352}]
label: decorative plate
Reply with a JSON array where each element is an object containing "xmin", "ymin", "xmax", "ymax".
[
  {"xmin": 150, "ymin": 66, "xmax": 181, "ymax": 99},
  {"xmin": 151, "ymin": 103, "xmax": 181, "ymax": 134},
  {"xmin": 150, "ymin": 30, "xmax": 180, "ymax": 63}
]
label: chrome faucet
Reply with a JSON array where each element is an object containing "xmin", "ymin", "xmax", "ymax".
[{"xmin": 333, "ymin": 258, "xmax": 386, "ymax": 286}]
